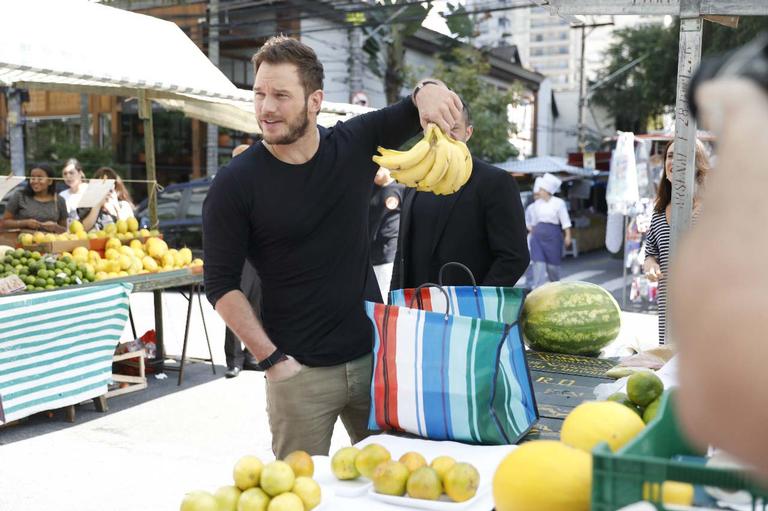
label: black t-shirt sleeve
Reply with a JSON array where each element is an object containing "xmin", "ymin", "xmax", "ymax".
[
  {"xmin": 342, "ymin": 97, "xmax": 422, "ymax": 154},
  {"xmin": 6, "ymin": 191, "xmax": 21, "ymax": 217},
  {"xmin": 203, "ymin": 166, "xmax": 253, "ymax": 307}
]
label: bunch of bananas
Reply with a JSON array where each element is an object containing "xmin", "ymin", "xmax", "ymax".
[{"xmin": 372, "ymin": 124, "xmax": 473, "ymax": 195}]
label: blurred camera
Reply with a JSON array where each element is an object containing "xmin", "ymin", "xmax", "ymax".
[{"xmin": 689, "ymin": 32, "xmax": 768, "ymax": 121}]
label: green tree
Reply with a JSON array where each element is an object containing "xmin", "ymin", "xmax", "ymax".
[
  {"xmin": 590, "ymin": 23, "xmax": 678, "ymax": 133},
  {"xmin": 433, "ymin": 46, "xmax": 521, "ymax": 162},
  {"xmin": 361, "ymin": 1, "xmax": 473, "ymax": 105},
  {"xmin": 592, "ymin": 17, "xmax": 768, "ymax": 132}
]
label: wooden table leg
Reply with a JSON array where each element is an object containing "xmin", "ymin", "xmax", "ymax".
[
  {"xmin": 65, "ymin": 405, "xmax": 76, "ymax": 423},
  {"xmin": 93, "ymin": 395, "xmax": 108, "ymax": 413}
]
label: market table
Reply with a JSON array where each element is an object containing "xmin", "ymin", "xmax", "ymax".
[
  {"xmin": 0, "ymin": 283, "xmax": 132, "ymax": 425},
  {"xmin": 310, "ymin": 434, "xmax": 513, "ymax": 511},
  {"xmin": 77, "ymin": 269, "xmax": 215, "ymax": 384},
  {"xmin": 524, "ymin": 350, "xmax": 618, "ymax": 440}
]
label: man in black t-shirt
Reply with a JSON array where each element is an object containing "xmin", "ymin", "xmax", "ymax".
[
  {"xmin": 203, "ymin": 36, "xmax": 463, "ymax": 457},
  {"xmin": 369, "ymin": 167, "xmax": 404, "ymax": 301}
]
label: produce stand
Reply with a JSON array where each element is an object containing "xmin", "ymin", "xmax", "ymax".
[
  {"xmin": 0, "ymin": 268, "xmax": 211, "ymax": 426},
  {"xmin": 0, "ymin": 282, "xmax": 132, "ymax": 425},
  {"xmin": 69, "ymin": 268, "xmax": 213, "ymax": 385}
]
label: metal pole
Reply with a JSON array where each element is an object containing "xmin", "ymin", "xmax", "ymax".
[
  {"xmin": 667, "ymin": 14, "xmax": 703, "ymax": 341},
  {"xmin": 622, "ymin": 214, "xmax": 628, "ymax": 309},
  {"xmin": 577, "ymin": 24, "xmax": 587, "ymax": 151},
  {"xmin": 206, "ymin": 0, "xmax": 220, "ymax": 177},
  {"xmin": 8, "ymin": 88, "xmax": 25, "ymax": 176},
  {"xmin": 139, "ymin": 90, "xmax": 158, "ymax": 229},
  {"xmin": 79, "ymin": 93, "xmax": 90, "ymax": 149},
  {"xmin": 348, "ymin": 26, "xmax": 364, "ymax": 103}
]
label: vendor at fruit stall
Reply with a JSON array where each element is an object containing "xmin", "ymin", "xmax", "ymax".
[
  {"xmin": 59, "ymin": 157, "xmax": 88, "ymax": 222},
  {"xmin": 1, "ymin": 163, "xmax": 67, "ymax": 233},
  {"xmin": 78, "ymin": 167, "xmax": 136, "ymax": 232}
]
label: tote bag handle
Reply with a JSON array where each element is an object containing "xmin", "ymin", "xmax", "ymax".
[
  {"xmin": 438, "ymin": 262, "xmax": 478, "ymax": 292},
  {"xmin": 408, "ymin": 283, "xmax": 451, "ymax": 319}
]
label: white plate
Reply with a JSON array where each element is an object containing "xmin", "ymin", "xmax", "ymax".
[
  {"xmin": 367, "ymin": 487, "xmax": 489, "ymax": 511},
  {"xmin": 312, "ymin": 455, "xmax": 372, "ymax": 498}
]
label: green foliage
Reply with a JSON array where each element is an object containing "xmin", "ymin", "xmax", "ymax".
[
  {"xmin": 592, "ymin": 17, "xmax": 768, "ymax": 133},
  {"xmin": 703, "ymin": 16, "xmax": 768, "ymax": 56},
  {"xmin": 590, "ymin": 23, "xmax": 678, "ymax": 133},
  {"xmin": 362, "ymin": 0, "xmax": 433, "ymax": 104},
  {"xmin": 433, "ymin": 47, "xmax": 521, "ymax": 162},
  {"xmin": 0, "ymin": 156, "xmax": 9, "ymax": 174},
  {"xmin": 26, "ymin": 121, "xmax": 120, "ymax": 175}
]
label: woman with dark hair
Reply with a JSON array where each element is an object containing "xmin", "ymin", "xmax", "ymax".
[
  {"xmin": 79, "ymin": 167, "xmax": 135, "ymax": 231},
  {"xmin": 60, "ymin": 157, "xmax": 88, "ymax": 220},
  {"xmin": 2, "ymin": 163, "xmax": 67, "ymax": 232},
  {"xmin": 643, "ymin": 139, "xmax": 710, "ymax": 344}
]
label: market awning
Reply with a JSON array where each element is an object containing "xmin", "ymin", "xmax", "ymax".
[
  {"xmin": 495, "ymin": 156, "xmax": 600, "ymax": 177},
  {"xmin": 0, "ymin": 0, "xmax": 370, "ymax": 130}
]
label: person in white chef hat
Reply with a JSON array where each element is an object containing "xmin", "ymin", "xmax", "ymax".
[{"xmin": 526, "ymin": 173, "xmax": 572, "ymax": 288}]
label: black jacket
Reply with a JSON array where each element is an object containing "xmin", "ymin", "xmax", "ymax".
[{"xmin": 390, "ymin": 157, "xmax": 530, "ymax": 291}]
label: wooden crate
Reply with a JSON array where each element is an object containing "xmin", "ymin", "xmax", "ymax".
[
  {"xmin": 107, "ymin": 349, "xmax": 148, "ymax": 398},
  {"xmin": 25, "ymin": 239, "xmax": 89, "ymax": 254}
]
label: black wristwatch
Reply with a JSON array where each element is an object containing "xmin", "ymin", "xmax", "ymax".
[
  {"xmin": 412, "ymin": 80, "xmax": 440, "ymax": 101},
  {"xmin": 257, "ymin": 349, "xmax": 289, "ymax": 370}
]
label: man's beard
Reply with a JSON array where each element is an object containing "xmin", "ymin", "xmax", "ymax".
[{"xmin": 260, "ymin": 102, "xmax": 310, "ymax": 146}]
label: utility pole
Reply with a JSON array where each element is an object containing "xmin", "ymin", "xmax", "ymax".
[
  {"xmin": 577, "ymin": 24, "xmax": 587, "ymax": 151},
  {"xmin": 345, "ymin": 11, "xmax": 366, "ymax": 103},
  {"xmin": 575, "ymin": 21, "xmax": 613, "ymax": 151},
  {"xmin": 80, "ymin": 94, "xmax": 90, "ymax": 149},
  {"xmin": 8, "ymin": 88, "xmax": 25, "ymax": 177},
  {"xmin": 206, "ymin": 0, "xmax": 220, "ymax": 176}
]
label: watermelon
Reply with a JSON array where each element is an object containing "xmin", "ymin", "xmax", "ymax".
[{"xmin": 521, "ymin": 281, "xmax": 621, "ymax": 355}]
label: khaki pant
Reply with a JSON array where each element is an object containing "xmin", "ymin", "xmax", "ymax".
[{"xmin": 265, "ymin": 353, "xmax": 373, "ymax": 458}]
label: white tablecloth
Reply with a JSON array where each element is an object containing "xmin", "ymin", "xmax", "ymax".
[{"xmin": 312, "ymin": 433, "xmax": 517, "ymax": 510}]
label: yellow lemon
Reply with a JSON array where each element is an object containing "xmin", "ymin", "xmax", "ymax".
[
  {"xmin": 178, "ymin": 247, "xmax": 193, "ymax": 266},
  {"xmin": 127, "ymin": 217, "xmax": 139, "ymax": 233},
  {"xmin": 105, "ymin": 237, "xmax": 122, "ymax": 251},
  {"xmin": 142, "ymin": 256, "xmax": 159, "ymax": 272},
  {"xmin": 33, "ymin": 231, "xmax": 46, "ymax": 244},
  {"xmin": 116, "ymin": 219, "xmax": 128, "ymax": 234},
  {"xmin": 561, "ymin": 401, "xmax": 646, "ymax": 453},
  {"xmin": 493, "ymin": 440, "xmax": 591, "ymax": 511},
  {"xmin": 68, "ymin": 220, "xmax": 85, "ymax": 234},
  {"xmin": 19, "ymin": 233, "xmax": 34, "ymax": 245}
]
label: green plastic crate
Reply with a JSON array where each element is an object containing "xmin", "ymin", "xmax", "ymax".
[{"xmin": 592, "ymin": 390, "xmax": 768, "ymax": 510}]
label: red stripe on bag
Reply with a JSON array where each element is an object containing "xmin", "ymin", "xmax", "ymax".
[
  {"xmin": 383, "ymin": 305, "xmax": 401, "ymax": 430},
  {"xmin": 420, "ymin": 288, "xmax": 433, "ymax": 311},
  {"xmin": 372, "ymin": 303, "xmax": 388, "ymax": 429},
  {"xmin": 403, "ymin": 289, "xmax": 415, "ymax": 308}
]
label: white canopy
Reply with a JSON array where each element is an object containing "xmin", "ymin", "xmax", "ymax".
[
  {"xmin": 496, "ymin": 156, "xmax": 597, "ymax": 177},
  {"xmin": 0, "ymin": 0, "xmax": 370, "ymax": 130}
]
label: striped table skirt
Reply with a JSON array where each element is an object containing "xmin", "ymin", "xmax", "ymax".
[{"xmin": 0, "ymin": 283, "xmax": 132, "ymax": 424}]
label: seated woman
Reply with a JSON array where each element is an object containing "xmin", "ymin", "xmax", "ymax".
[
  {"xmin": 2, "ymin": 163, "xmax": 67, "ymax": 233},
  {"xmin": 79, "ymin": 167, "xmax": 136, "ymax": 231}
]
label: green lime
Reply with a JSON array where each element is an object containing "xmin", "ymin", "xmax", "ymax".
[
  {"xmin": 607, "ymin": 392, "xmax": 643, "ymax": 417},
  {"xmin": 643, "ymin": 397, "xmax": 662, "ymax": 424},
  {"xmin": 35, "ymin": 278, "xmax": 46, "ymax": 288},
  {"xmin": 627, "ymin": 372, "xmax": 664, "ymax": 407}
]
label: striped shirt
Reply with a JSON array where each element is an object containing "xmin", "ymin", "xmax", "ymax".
[{"xmin": 645, "ymin": 207, "xmax": 699, "ymax": 344}]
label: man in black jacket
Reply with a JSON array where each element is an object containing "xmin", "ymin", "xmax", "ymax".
[{"xmin": 390, "ymin": 101, "xmax": 529, "ymax": 290}]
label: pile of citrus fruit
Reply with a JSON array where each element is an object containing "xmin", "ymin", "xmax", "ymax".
[
  {"xmin": 181, "ymin": 450, "xmax": 321, "ymax": 511},
  {"xmin": 331, "ymin": 444, "xmax": 480, "ymax": 502}
]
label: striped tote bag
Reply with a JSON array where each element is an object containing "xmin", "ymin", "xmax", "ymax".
[
  {"xmin": 388, "ymin": 262, "xmax": 527, "ymax": 325},
  {"xmin": 364, "ymin": 293, "xmax": 537, "ymax": 445}
]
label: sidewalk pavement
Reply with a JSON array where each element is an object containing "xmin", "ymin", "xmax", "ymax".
[{"xmin": 0, "ymin": 258, "xmax": 659, "ymax": 511}]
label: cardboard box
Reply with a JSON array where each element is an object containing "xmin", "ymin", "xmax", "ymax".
[{"xmin": 25, "ymin": 239, "xmax": 89, "ymax": 254}]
